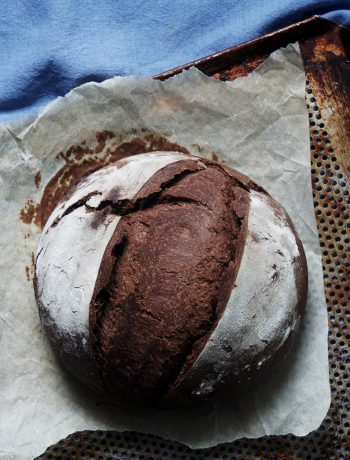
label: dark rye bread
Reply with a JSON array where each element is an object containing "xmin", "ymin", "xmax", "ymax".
[
  {"xmin": 35, "ymin": 151, "xmax": 308, "ymax": 408},
  {"xmin": 89, "ymin": 161, "xmax": 250, "ymax": 403}
]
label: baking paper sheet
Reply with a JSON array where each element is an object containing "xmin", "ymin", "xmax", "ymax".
[{"xmin": 0, "ymin": 43, "xmax": 330, "ymax": 458}]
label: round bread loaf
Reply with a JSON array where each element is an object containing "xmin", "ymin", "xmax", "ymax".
[{"xmin": 34, "ymin": 151, "xmax": 307, "ymax": 408}]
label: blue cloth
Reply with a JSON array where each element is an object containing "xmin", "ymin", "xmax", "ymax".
[{"xmin": 1, "ymin": 1, "xmax": 349, "ymax": 122}]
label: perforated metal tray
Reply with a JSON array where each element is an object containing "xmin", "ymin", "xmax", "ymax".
[{"xmin": 36, "ymin": 16, "xmax": 350, "ymax": 460}]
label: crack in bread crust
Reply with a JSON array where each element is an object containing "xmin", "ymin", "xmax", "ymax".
[{"xmin": 89, "ymin": 159, "xmax": 251, "ymax": 404}]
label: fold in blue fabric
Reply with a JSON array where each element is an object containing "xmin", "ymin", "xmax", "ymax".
[{"xmin": 0, "ymin": 0, "xmax": 349, "ymax": 122}]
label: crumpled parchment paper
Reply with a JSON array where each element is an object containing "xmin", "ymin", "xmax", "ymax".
[{"xmin": 0, "ymin": 43, "xmax": 330, "ymax": 458}]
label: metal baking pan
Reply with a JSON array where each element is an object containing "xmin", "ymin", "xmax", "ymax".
[{"xmin": 37, "ymin": 16, "xmax": 350, "ymax": 459}]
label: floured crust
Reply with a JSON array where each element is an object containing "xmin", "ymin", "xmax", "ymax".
[
  {"xmin": 34, "ymin": 151, "xmax": 308, "ymax": 407},
  {"xmin": 164, "ymin": 190, "xmax": 307, "ymax": 406},
  {"xmin": 35, "ymin": 151, "xmax": 197, "ymax": 390}
]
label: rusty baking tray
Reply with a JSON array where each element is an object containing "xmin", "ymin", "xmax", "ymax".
[{"xmin": 37, "ymin": 15, "xmax": 350, "ymax": 460}]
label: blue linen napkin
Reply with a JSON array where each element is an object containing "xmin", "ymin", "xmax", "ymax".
[{"xmin": 0, "ymin": 0, "xmax": 349, "ymax": 122}]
